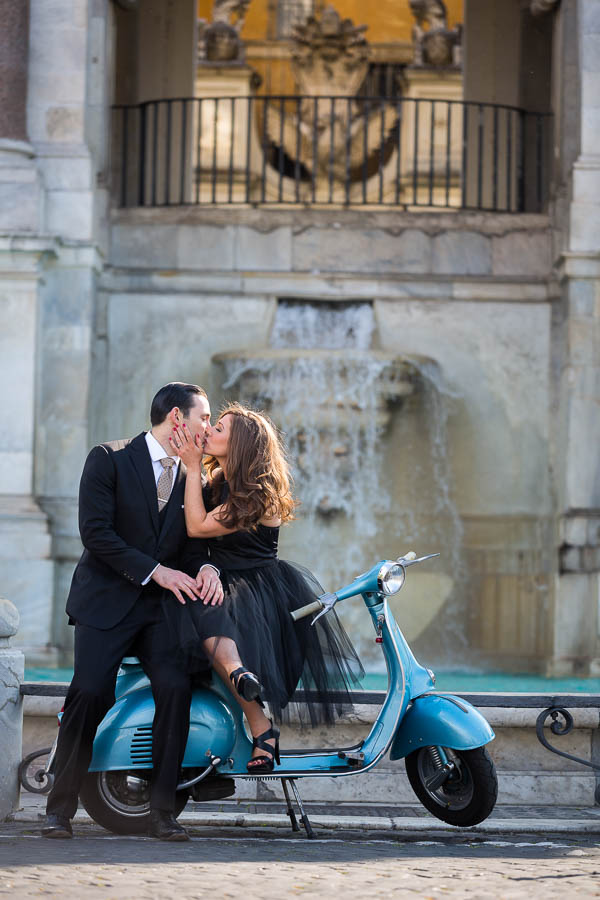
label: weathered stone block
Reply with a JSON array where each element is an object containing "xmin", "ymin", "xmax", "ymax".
[
  {"xmin": 567, "ymin": 279, "xmax": 596, "ymax": 317},
  {"xmin": 37, "ymin": 155, "xmax": 92, "ymax": 191},
  {"xmin": 292, "ymin": 228, "xmax": 431, "ymax": 274},
  {"xmin": 491, "ymin": 230, "xmax": 551, "ymax": 277},
  {"xmin": 45, "ymin": 190, "xmax": 93, "ymax": 242},
  {"xmin": 110, "ymin": 225, "xmax": 178, "ymax": 268},
  {"xmin": 567, "ymin": 318, "xmax": 597, "ymax": 365},
  {"xmin": 177, "ymin": 225, "xmax": 235, "ymax": 270},
  {"xmin": 432, "ymin": 230, "xmax": 491, "ymax": 275},
  {"xmin": 45, "ymin": 107, "xmax": 84, "ymax": 142},
  {"xmin": 570, "ymin": 201, "xmax": 600, "ymax": 253},
  {"xmin": 554, "ymin": 573, "xmax": 598, "ymax": 658},
  {"xmin": 234, "ymin": 227, "xmax": 292, "ymax": 271}
]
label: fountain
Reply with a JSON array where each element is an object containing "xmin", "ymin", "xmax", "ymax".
[{"xmin": 211, "ymin": 300, "xmax": 465, "ymax": 667}]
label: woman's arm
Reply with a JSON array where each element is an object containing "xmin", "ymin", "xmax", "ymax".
[{"xmin": 187, "ymin": 503, "xmax": 236, "ymax": 538}]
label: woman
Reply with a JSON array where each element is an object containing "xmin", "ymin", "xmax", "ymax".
[{"xmin": 167, "ymin": 403, "xmax": 363, "ymax": 773}]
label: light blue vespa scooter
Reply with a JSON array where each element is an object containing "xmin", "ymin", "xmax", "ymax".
[{"xmin": 78, "ymin": 551, "xmax": 497, "ymax": 837}]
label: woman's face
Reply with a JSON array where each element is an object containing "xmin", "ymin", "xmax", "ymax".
[{"xmin": 203, "ymin": 413, "xmax": 232, "ymax": 460}]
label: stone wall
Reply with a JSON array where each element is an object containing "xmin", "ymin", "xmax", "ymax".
[{"xmin": 92, "ymin": 208, "xmax": 562, "ymax": 672}]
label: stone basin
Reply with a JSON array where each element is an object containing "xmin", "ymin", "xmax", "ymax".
[{"xmin": 212, "ymin": 349, "xmax": 431, "ymax": 429}]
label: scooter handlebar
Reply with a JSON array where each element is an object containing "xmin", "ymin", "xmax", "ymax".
[{"xmin": 290, "ymin": 599, "xmax": 324, "ymax": 622}]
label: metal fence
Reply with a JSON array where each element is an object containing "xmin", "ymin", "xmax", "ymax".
[{"xmin": 111, "ymin": 95, "xmax": 552, "ymax": 211}]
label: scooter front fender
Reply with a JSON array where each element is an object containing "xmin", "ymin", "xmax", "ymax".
[
  {"xmin": 389, "ymin": 694, "xmax": 494, "ymax": 761},
  {"xmin": 89, "ymin": 685, "xmax": 236, "ymax": 772}
]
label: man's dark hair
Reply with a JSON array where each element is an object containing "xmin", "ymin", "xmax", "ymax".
[{"xmin": 150, "ymin": 383, "xmax": 207, "ymax": 426}]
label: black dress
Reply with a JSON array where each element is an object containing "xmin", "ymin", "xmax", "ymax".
[{"xmin": 163, "ymin": 483, "xmax": 364, "ymax": 725}]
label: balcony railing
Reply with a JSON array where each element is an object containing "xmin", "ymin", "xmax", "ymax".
[{"xmin": 111, "ymin": 96, "xmax": 552, "ymax": 212}]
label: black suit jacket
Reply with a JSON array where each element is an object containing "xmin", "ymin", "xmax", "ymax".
[{"xmin": 66, "ymin": 432, "xmax": 210, "ymax": 629}]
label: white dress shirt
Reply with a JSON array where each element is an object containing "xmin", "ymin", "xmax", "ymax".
[
  {"xmin": 145, "ymin": 430, "xmax": 181, "ymax": 487},
  {"xmin": 142, "ymin": 431, "xmax": 217, "ymax": 584}
]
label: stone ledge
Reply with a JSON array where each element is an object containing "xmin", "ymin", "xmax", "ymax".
[{"xmin": 111, "ymin": 206, "xmax": 551, "ymax": 234}]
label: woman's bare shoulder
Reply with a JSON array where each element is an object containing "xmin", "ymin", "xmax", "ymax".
[{"xmin": 259, "ymin": 513, "xmax": 282, "ymax": 528}]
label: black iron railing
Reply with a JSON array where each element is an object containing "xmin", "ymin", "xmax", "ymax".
[{"xmin": 111, "ymin": 95, "xmax": 552, "ymax": 212}]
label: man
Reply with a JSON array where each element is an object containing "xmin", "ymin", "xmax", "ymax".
[{"xmin": 43, "ymin": 383, "xmax": 223, "ymax": 842}]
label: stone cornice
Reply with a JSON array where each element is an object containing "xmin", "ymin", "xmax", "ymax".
[
  {"xmin": 556, "ymin": 251, "xmax": 600, "ymax": 280},
  {"xmin": 0, "ymin": 235, "xmax": 104, "ymax": 274}
]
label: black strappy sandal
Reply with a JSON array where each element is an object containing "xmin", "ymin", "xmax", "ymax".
[
  {"xmin": 229, "ymin": 667, "xmax": 264, "ymax": 705},
  {"xmin": 247, "ymin": 720, "xmax": 281, "ymax": 774}
]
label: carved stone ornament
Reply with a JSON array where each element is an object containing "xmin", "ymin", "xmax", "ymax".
[
  {"xmin": 290, "ymin": 5, "xmax": 370, "ymax": 98},
  {"xmin": 199, "ymin": 0, "xmax": 252, "ymax": 62},
  {"xmin": 530, "ymin": 0, "xmax": 561, "ymax": 14},
  {"xmin": 265, "ymin": 5, "xmax": 398, "ymax": 184},
  {"xmin": 409, "ymin": 0, "xmax": 462, "ymax": 67}
]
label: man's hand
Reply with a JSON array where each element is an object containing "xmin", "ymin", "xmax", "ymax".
[
  {"xmin": 196, "ymin": 566, "xmax": 224, "ymax": 606},
  {"xmin": 151, "ymin": 565, "xmax": 201, "ymax": 605}
]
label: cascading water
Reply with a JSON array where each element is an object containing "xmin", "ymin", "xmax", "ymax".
[
  {"xmin": 212, "ymin": 300, "xmax": 465, "ymax": 666},
  {"xmin": 216, "ymin": 302, "xmax": 416, "ymax": 573}
]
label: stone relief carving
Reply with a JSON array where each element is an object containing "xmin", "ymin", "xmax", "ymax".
[
  {"xmin": 198, "ymin": 0, "xmax": 252, "ymax": 63},
  {"xmin": 265, "ymin": 5, "xmax": 398, "ymax": 183},
  {"xmin": 290, "ymin": 5, "xmax": 370, "ymax": 98},
  {"xmin": 409, "ymin": 0, "xmax": 462, "ymax": 67}
]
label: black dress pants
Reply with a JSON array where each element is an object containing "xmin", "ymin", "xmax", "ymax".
[{"xmin": 46, "ymin": 593, "xmax": 192, "ymax": 819}]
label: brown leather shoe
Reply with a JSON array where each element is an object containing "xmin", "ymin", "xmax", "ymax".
[
  {"xmin": 148, "ymin": 810, "xmax": 189, "ymax": 842},
  {"xmin": 41, "ymin": 814, "xmax": 73, "ymax": 839}
]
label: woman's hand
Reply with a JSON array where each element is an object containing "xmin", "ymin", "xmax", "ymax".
[{"xmin": 170, "ymin": 423, "xmax": 203, "ymax": 468}]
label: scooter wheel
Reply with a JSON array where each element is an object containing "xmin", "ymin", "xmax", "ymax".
[
  {"xmin": 405, "ymin": 745, "xmax": 498, "ymax": 827},
  {"xmin": 79, "ymin": 771, "xmax": 188, "ymax": 834},
  {"xmin": 18, "ymin": 748, "xmax": 55, "ymax": 794}
]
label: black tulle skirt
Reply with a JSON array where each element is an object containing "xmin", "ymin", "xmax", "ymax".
[{"xmin": 162, "ymin": 560, "xmax": 364, "ymax": 725}]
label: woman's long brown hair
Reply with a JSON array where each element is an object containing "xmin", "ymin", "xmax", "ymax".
[{"xmin": 204, "ymin": 403, "xmax": 296, "ymax": 531}]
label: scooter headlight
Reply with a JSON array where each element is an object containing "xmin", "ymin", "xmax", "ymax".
[{"xmin": 377, "ymin": 562, "xmax": 406, "ymax": 595}]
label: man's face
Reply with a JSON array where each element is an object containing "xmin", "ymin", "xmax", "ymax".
[{"xmin": 182, "ymin": 395, "xmax": 212, "ymax": 449}]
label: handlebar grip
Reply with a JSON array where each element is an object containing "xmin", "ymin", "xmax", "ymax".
[{"xmin": 290, "ymin": 599, "xmax": 324, "ymax": 622}]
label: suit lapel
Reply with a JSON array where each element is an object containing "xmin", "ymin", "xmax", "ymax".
[
  {"xmin": 128, "ymin": 432, "xmax": 160, "ymax": 536},
  {"xmin": 159, "ymin": 459, "xmax": 186, "ymax": 539}
]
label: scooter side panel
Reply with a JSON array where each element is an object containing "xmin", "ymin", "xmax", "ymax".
[
  {"xmin": 389, "ymin": 694, "xmax": 495, "ymax": 760},
  {"xmin": 89, "ymin": 686, "xmax": 236, "ymax": 772}
]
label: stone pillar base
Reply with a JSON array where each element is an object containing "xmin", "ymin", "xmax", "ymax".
[{"xmin": 0, "ymin": 496, "xmax": 56, "ymax": 666}]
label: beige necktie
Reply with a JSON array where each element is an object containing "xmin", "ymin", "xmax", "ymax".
[{"xmin": 157, "ymin": 457, "xmax": 175, "ymax": 511}]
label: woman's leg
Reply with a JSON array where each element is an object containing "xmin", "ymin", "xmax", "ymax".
[{"xmin": 204, "ymin": 636, "xmax": 277, "ymax": 763}]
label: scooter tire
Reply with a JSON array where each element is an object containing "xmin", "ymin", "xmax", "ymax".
[
  {"xmin": 79, "ymin": 771, "xmax": 188, "ymax": 835},
  {"xmin": 405, "ymin": 746, "xmax": 498, "ymax": 827},
  {"xmin": 18, "ymin": 748, "xmax": 55, "ymax": 794}
]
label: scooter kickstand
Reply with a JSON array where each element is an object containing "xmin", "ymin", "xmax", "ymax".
[
  {"xmin": 281, "ymin": 779, "xmax": 300, "ymax": 832},
  {"xmin": 287, "ymin": 778, "xmax": 315, "ymax": 839}
]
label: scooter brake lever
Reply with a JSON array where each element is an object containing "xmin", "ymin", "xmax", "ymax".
[
  {"xmin": 397, "ymin": 552, "xmax": 440, "ymax": 567},
  {"xmin": 310, "ymin": 592, "xmax": 337, "ymax": 626}
]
